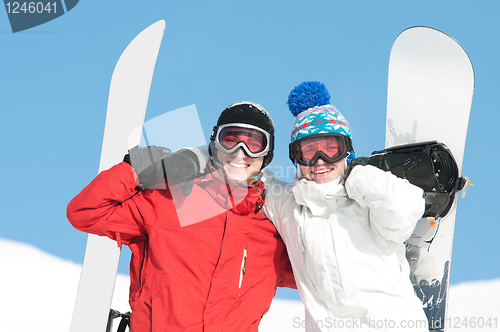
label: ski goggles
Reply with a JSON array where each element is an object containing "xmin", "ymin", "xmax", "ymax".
[
  {"xmin": 211, "ymin": 123, "xmax": 271, "ymax": 158},
  {"xmin": 289, "ymin": 134, "xmax": 353, "ymax": 166}
]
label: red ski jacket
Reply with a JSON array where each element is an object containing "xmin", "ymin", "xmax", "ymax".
[{"xmin": 67, "ymin": 162, "xmax": 295, "ymax": 332}]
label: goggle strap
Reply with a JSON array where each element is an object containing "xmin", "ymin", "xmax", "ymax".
[{"xmin": 210, "ymin": 126, "xmax": 218, "ymax": 142}]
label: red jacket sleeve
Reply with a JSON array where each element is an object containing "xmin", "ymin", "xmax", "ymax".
[
  {"xmin": 276, "ymin": 243, "xmax": 297, "ymax": 289},
  {"xmin": 67, "ymin": 162, "xmax": 148, "ymax": 245}
]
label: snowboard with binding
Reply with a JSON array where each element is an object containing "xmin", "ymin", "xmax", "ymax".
[
  {"xmin": 384, "ymin": 26, "xmax": 474, "ymax": 331},
  {"xmin": 69, "ymin": 20, "xmax": 165, "ymax": 332}
]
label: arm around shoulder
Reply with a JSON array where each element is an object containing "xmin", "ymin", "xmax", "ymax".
[{"xmin": 261, "ymin": 169, "xmax": 295, "ymax": 232}]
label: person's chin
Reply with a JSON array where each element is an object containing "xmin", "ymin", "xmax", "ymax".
[{"xmin": 225, "ymin": 166, "xmax": 249, "ymax": 182}]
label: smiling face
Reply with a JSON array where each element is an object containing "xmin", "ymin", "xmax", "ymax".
[
  {"xmin": 216, "ymin": 148, "xmax": 264, "ymax": 182},
  {"xmin": 298, "ymin": 157, "xmax": 346, "ymax": 184}
]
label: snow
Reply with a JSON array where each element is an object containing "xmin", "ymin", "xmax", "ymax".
[{"xmin": 1, "ymin": 238, "xmax": 498, "ymax": 332}]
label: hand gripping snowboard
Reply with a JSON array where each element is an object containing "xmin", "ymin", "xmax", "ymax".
[
  {"xmin": 385, "ymin": 27, "xmax": 474, "ymax": 331},
  {"xmin": 69, "ymin": 20, "xmax": 165, "ymax": 332}
]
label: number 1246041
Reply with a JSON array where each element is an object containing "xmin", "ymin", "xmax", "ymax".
[{"xmin": 5, "ymin": 2, "xmax": 57, "ymax": 14}]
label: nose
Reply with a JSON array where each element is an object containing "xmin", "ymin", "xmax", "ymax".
[
  {"xmin": 315, "ymin": 156, "xmax": 327, "ymax": 165},
  {"xmin": 232, "ymin": 147, "xmax": 249, "ymax": 159}
]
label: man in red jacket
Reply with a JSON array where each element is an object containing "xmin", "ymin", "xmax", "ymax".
[{"xmin": 67, "ymin": 101, "xmax": 295, "ymax": 332}]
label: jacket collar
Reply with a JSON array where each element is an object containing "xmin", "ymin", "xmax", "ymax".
[
  {"xmin": 196, "ymin": 172, "xmax": 265, "ymax": 216},
  {"xmin": 293, "ymin": 177, "xmax": 347, "ymax": 216}
]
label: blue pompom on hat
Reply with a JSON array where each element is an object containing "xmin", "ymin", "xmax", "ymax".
[
  {"xmin": 287, "ymin": 81, "xmax": 355, "ymax": 162},
  {"xmin": 287, "ymin": 81, "xmax": 331, "ymax": 117}
]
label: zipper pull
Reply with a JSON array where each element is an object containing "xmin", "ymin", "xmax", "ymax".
[
  {"xmin": 239, "ymin": 248, "xmax": 247, "ymax": 289},
  {"xmin": 242, "ymin": 255, "xmax": 247, "ymax": 274},
  {"xmin": 299, "ymin": 229, "xmax": 305, "ymax": 253}
]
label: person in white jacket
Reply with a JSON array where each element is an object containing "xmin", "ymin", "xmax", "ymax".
[{"xmin": 262, "ymin": 81, "xmax": 429, "ymax": 331}]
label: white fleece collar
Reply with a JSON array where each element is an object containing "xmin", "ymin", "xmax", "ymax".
[{"xmin": 292, "ymin": 176, "xmax": 347, "ymax": 216}]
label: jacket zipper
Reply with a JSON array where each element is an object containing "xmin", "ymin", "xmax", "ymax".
[{"xmin": 238, "ymin": 248, "xmax": 247, "ymax": 288}]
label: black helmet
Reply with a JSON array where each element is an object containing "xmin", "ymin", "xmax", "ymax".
[{"xmin": 209, "ymin": 101, "xmax": 274, "ymax": 169}]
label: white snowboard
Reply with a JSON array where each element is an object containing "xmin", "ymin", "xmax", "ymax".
[
  {"xmin": 386, "ymin": 26, "xmax": 474, "ymax": 331},
  {"xmin": 70, "ymin": 20, "xmax": 165, "ymax": 332}
]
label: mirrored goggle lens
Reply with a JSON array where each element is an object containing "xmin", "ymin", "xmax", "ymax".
[
  {"xmin": 218, "ymin": 126, "xmax": 267, "ymax": 154},
  {"xmin": 295, "ymin": 136, "xmax": 344, "ymax": 162}
]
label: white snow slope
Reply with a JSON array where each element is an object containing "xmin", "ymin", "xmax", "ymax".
[{"xmin": 1, "ymin": 238, "xmax": 498, "ymax": 332}]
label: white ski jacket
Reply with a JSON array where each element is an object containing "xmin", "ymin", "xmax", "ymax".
[{"xmin": 263, "ymin": 165, "xmax": 429, "ymax": 331}]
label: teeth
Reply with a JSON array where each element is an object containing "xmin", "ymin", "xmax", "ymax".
[
  {"xmin": 313, "ymin": 169, "xmax": 331, "ymax": 174},
  {"xmin": 229, "ymin": 162, "xmax": 247, "ymax": 168}
]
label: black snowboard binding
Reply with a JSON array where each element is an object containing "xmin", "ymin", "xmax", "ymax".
[
  {"xmin": 367, "ymin": 141, "xmax": 467, "ymax": 218},
  {"xmin": 106, "ymin": 309, "xmax": 131, "ymax": 332}
]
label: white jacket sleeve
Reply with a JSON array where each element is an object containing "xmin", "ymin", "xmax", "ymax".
[
  {"xmin": 261, "ymin": 169, "xmax": 295, "ymax": 233},
  {"xmin": 345, "ymin": 165, "xmax": 425, "ymax": 243}
]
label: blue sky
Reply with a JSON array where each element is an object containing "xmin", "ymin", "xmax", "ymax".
[{"xmin": 1, "ymin": 0, "xmax": 499, "ymax": 301}]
